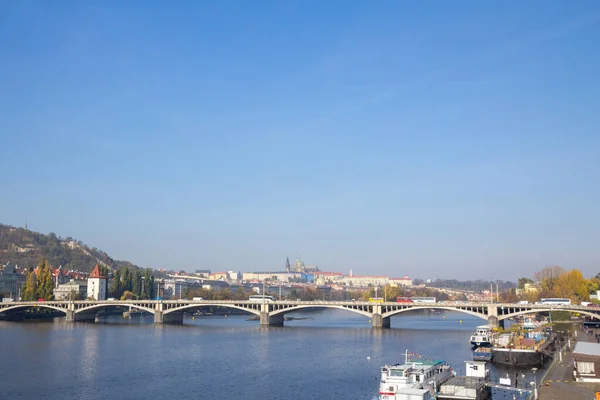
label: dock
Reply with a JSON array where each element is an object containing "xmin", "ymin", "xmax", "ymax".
[{"xmin": 538, "ymin": 326, "xmax": 600, "ymax": 400}]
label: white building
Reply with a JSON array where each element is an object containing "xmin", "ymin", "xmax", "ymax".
[
  {"xmin": 53, "ymin": 279, "xmax": 87, "ymax": 300},
  {"xmin": 87, "ymin": 265, "xmax": 107, "ymax": 300},
  {"xmin": 389, "ymin": 276, "xmax": 413, "ymax": 287}
]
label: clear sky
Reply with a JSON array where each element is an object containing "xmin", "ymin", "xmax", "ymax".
[{"xmin": 1, "ymin": 1, "xmax": 599, "ymax": 281}]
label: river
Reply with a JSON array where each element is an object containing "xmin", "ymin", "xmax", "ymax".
[{"xmin": 1, "ymin": 309, "xmax": 540, "ymax": 399}]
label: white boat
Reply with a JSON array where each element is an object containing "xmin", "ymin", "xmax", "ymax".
[
  {"xmin": 469, "ymin": 325, "xmax": 493, "ymax": 347},
  {"xmin": 378, "ymin": 350, "xmax": 455, "ymax": 400}
]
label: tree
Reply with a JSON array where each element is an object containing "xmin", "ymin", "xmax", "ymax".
[
  {"xmin": 110, "ymin": 269, "xmax": 123, "ymax": 298},
  {"xmin": 534, "ymin": 266, "xmax": 565, "ymax": 297},
  {"xmin": 22, "ymin": 270, "xmax": 37, "ymax": 301},
  {"xmin": 554, "ymin": 269, "xmax": 590, "ymax": 302},
  {"xmin": 122, "ymin": 266, "xmax": 132, "ymax": 293},
  {"xmin": 35, "ymin": 259, "xmax": 54, "ymax": 300},
  {"xmin": 518, "ymin": 278, "xmax": 534, "ymax": 289},
  {"xmin": 121, "ymin": 290, "xmax": 134, "ymax": 300},
  {"xmin": 143, "ymin": 269, "xmax": 155, "ymax": 300},
  {"xmin": 132, "ymin": 270, "xmax": 142, "ymax": 298}
]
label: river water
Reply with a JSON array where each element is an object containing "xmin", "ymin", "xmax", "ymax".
[{"xmin": 0, "ymin": 309, "xmax": 539, "ymax": 399}]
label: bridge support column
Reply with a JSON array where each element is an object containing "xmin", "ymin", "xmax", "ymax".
[
  {"xmin": 371, "ymin": 314, "xmax": 390, "ymax": 329},
  {"xmin": 66, "ymin": 311, "xmax": 96, "ymax": 322},
  {"xmin": 260, "ymin": 312, "xmax": 284, "ymax": 327},
  {"xmin": 154, "ymin": 311, "xmax": 183, "ymax": 324},
  {"xmin": 487, "ymin": 305, "xmax": 499, "ymax": 327}
]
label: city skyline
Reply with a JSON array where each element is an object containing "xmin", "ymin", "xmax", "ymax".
[{"xmin": 1, "ymin": 2, "xmax": 599, "ymax": 280}]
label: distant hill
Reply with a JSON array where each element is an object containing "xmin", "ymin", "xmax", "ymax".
[{"xmin": 0, "ymin": 224, "xmax": 139, "ymax": 273}]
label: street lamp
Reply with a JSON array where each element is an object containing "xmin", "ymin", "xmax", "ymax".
[{"xmin": 531, "ymin": 368, "xmax": 538, "ymax": 400}]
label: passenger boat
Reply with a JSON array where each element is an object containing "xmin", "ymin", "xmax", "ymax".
[
  {"xmin": 378, "ymin": 350, "xmax": 455, "ymax": 400},
  {"xmin": 472, "ymin": 346, "xmax": 493, "ymax": 362},
  {"xmin": 469, "ymin": 325, "xmax": 493, "ymax": 347}
]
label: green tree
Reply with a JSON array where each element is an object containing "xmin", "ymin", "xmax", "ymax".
[
  {"xmin": 143, "ymin": 269, "xmax": 155, "ymax": 299},
  {"xmin": 132, "ymin": 270, "xmax": 142, "ymax": 298},
  {"xmin": 122, "ymin": 266, "xmax": 132, "ymax": 292},
  {"xmin": 518, "ymin": 277, "xmax": 534, "ymax": 289},
  {"xmin": 110, "ymin": 269, "xmax": 123, "ymax": 298}
]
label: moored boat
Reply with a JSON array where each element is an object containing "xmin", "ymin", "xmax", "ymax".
[
  {"xmin": 469, "ymin": 325, "xmax": 493, "ymax": 347},
  {"xmin": 491, "ymin": 322, "xmax": 558, "ymax": 367},
  {"xmin": 472, "ymin": 346, "xmax": 493, "ymax": 362},
  {"xmin": 378, "ymin": 350, "xmax": 455, "ymax": 400}
]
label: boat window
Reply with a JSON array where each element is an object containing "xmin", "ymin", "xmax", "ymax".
[
  {"xmin": 389, "ymin": 369, "xmax": 405, "ymax": 377},
  {"xmin": 416, "ymin": 375, "xmax": 420, "ymax": 382}
]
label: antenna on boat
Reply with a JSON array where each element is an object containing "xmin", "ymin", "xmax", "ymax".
[{"xmin": 405, "ymin": 349, "xmax": 409, "ymax": 364}]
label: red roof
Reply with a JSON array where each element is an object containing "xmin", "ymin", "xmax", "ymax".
[{"xmin": 89, "ymin": 264, "xmax": 106, "ymax": 279}]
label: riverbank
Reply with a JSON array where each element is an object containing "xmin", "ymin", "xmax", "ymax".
[{"xmin": 538, "ymin": 326, "xmax": 600, "ymax": 399}]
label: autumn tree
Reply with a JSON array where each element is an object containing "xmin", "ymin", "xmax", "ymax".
[
  {"xmin": 22, "ymin": 269, "xmax": 37, "ymax": 301},
  {"xmin": 121, "ymin": 290, "xmax": 135, "ymax": 300},
  {"xmin": 36, "ymin": 260, "xmax": 54, "ymax": 300},
  {"xmin": 554, "ymin": 269, "xmax": 590, "ymax": 302}
]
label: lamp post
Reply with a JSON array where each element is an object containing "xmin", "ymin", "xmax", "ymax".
[{"xmin": 531, "ymin": 368, "xmax": 538, "ymax": 400}]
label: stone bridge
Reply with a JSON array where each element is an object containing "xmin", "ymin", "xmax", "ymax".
[{"xmin": 1, "ymin": 300, "xmax": 599, "ymax": 328}]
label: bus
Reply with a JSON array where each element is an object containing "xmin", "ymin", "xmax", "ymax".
[
  {"xmin": 537, "ymin": 298, "xmax": 571, "ymax": 305},
  {"xmin": 396, "ymin": 297, "xmax": 413, "ymax": 303},
  {"xmin": 368, "ymin": 297, "xmax": 384, "ymax": 303},
  {"xmin": 249, "ymin": 295, "xmax": 276, "ymax": 302},
  {"xmin": 411, "ymin": 297, "xmax": 437, "ymax": 304}
]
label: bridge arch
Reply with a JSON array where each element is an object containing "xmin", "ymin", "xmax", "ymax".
[
  {"xmin": 163, "ymin": 303, "xmax": 261, "ymax": 316},
  {"xmin": 269, "ymin": 304, "xmax": 372, "ymax": 318},
  {"xmin": 382, "ymin": 306, "xmax": 488, "ymax": 321},
  {"xmin": 0, "ymin": 304, "xmax": 67, "ymax": 315},
  {"xmin": 75, "ymin": 303, "xmax": 155, "ymax": 315},
  {"xmin": 499, "ymin": 308, "xmax": 600, "ymax": 321}
]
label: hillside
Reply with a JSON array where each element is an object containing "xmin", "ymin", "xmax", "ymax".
[{"xmin": 0, "ymin": 224, "xmax": 139, "ymax": 272}]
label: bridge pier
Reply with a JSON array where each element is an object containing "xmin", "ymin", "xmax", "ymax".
[
  {"xmin": 371, "ymin": 314, "xmax": 390, "ymax": 329},
  {"xmin": 260, "ymin": 312, "xmax": 284, "ymax": 327},
  {"xmin": 154, "ymin": 311, "xmax": 183, "ymax": 324},
  {"xmin": 66, "ymin": 310, "xmax": 96, "ymax": 322}
]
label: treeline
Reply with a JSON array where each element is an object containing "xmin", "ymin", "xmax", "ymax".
[
  {"xmin": 426, "ymin": 279, "xmax": 515, "ymax": 292},
  {"xmin": 21, "ymin": 260, "xmax": 54, "ymax": 300},
  {"xmin": 110, "ymin": 266, "xmax": 156, "ymax": 300},
  {"xmin": 505, "ymin": 266, "xmax": 599, "ymax": 303}
]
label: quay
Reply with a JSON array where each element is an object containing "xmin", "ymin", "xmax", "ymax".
[
  {"xmin": 538, "ymin": 326, "xmax": 600, "ymax": 400},
  {"xmin": 1, "ymin": 300, "xmax": 600, "ymax": 329}
]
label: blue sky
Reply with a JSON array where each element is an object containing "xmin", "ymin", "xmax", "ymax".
[{"xmin": 1, "ymin": 1, "xmax": 599, "ymax": 280}]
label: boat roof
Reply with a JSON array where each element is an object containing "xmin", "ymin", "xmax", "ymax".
[
  {"xmin": 476, "ymin": 325, "xmax": 493, "ymax": 329},
  {"xmin": 384, "ymin": 359, "xmax": 445, "ymax": 369}
]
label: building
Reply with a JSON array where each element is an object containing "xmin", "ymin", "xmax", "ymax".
[
  {"xmin": 573, "ymin": 342, "xmax": 600, "ymax": 382},
  {"xmin": 242, "ymin": 271, "xmax": 306, "ymax": 282},
  {"xmin": 53, "ymin": 279, "xmax": 88, "ymax": 300},
  {"xmin": 52, "ymin": 266, "xmax": 70, "ymax": 288},
  {"xmin": 87, "ymin": 265, "xmax": 107, "ymax": 300},
  {"xmin": 194, "ymin": 269, "xmax": 211, "ymax": 278},
  {"xmin": 0, "ymin": 264, "xmax": 25, "ymax": 300},
  {"xmin": 286, "ymin": 255, "xmax": 320, "ymax": 274},
  {"xmin": 162, "ymin": 279, "xmax": 188, "ymax": 299},
  {"xmin": 389, "ymin": 276, "xmax": 413, "ymax": 287}
]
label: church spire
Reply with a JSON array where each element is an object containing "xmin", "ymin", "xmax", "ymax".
[{"xmin": 285, "ymin": 257, "xmax": 290, "ymax": 272}]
